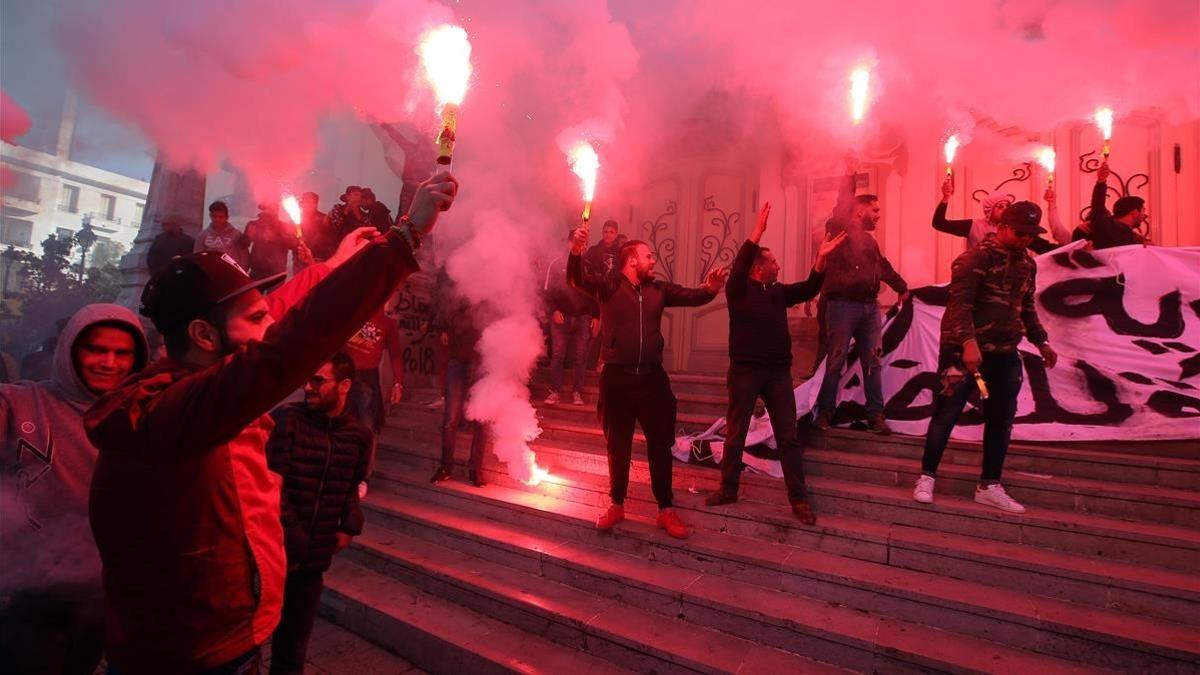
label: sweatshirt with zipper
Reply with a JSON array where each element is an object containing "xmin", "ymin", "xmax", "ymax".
[{"xmin": 567, "ymin": 254, "xmax": 715, "ymax": 371}]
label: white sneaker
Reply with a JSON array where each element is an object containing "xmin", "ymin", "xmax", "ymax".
[
  {"xmin": 913, "ymin": 475, "xmax": 935, "ymax": 504},
  {"xmin": 544, "ymin": 391, "xmax": 560, "ymax": 406},
  {"xmin": 975, "ymin": 483, "xmax": 1026, "ymax": 514},
  {"xmin": 572, "ymin": 391, "xmax": 585, "ymax": 406}
]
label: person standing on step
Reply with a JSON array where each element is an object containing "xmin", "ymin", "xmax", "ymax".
[
  {"xmin": 146, "ymin": 218, "xmax": 196, "ymax": 278},
  {"xmin": 194, "ymin": 200, "xmax": 251, "ymax": 269},
  {"xmin": 343, "ymin": 303, "xmax": 406, "ymax": 479},
  {"xmin": 266, "ymin": 352, "xmax": 370, "ymax": 675},
  {"xmin": 814, "ymin": 156, "xmax": 908, "ymax": 435},
  {"xmin": 543, "ymin": 228, "xmax": 600, "ymax": 407},
  {"xmin": 706, "ymin": 202, "xmax": 847, "ymax": 525},
  {"xmin": 933, "ymin": 178, "xmax": 1070, "ymax": 254},
  {"xmin": 429, "ymin": 275, "xmax": 491, "ymax": 488},
  {"xmin": 912, "ymin": 201, "xmax": 1057, "ymax": 514},
  {"xmin": 568, "ymin": 225, "xmax": 729, "ymax": 540},
  {"xmin": 84, "ymin": 173, "xmax": 456, "ymax": 675}
]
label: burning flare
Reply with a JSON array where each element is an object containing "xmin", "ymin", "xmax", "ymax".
[
  {"xmin": 281, "ymin": 194, "xmax": 303, "ymax": 238},
  {"xmin": 1094, "ymin": 106, "xmax": 1114, "ymax": 157},
  {"xmin": 1036, "ymin": 147, "xmax": 1056, "ymax": 184},
  {"xmin": 418, "ymin": 24, "xmax": 473, "ymax": 166},
  {"xmin": 568, "ymin": 142, "xmax": 600, "ymax": 222},
  {"xmin": 943, "ymin": 134, "xmax": 960, "ymax": 175},
  {"xmin": 850, "ymin": 67, "xmax": 871, "ymax": 125}
]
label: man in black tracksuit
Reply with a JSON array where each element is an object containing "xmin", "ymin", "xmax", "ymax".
[
  {"xmin": 266, "ymin": 352, "xmax": 371, "ymax": 675},
  {"xmin": 706, "ymin": 202, "xmax": 847, "ymax": 524},
  {"xmin": 568, "ymin": 228, "xmax": 728, "ymax": 539}
]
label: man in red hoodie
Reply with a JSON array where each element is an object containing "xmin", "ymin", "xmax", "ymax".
[{"xmin": 84, "ymin": 173, "xmax": 457, "ymax": 675}]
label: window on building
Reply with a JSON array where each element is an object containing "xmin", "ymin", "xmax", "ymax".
[
  {"xmin": 0, "ymin": 218, "xmax": 34, "ymax": 247},
  {"xmin": 5, "ymin": 171, "xmax": 41, "ymax": 203},
  {"xmin": 56, "ymin": 227, "xmax": 74, "ymax": 241},
  {"xmin": 134, "ymin": 202, "xmax": 145, "ymax": 226},
  {"xmin": 58, "ymin": 185, "xmax": 80, "ymax": 213},
  {"xmin": 100, "ymin": 194, "xmax": 117, "ymax": 220}
]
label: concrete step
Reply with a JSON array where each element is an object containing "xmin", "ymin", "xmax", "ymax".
[
  {"xmin": 344, "ymin": 526, "xmax": 850, "ymax": 674},
  {"xmin": 802, "ymin": 448, "xmax": 1200, "ymax": 527},
  {"xmin": 372, "ymin": 446, "xmax": 1200, "ymax": 627},
  {"xmin": 378, "ymin": 425, "xmax": 1200, "ymax": 575},
  {"xmin": 358, "ymin": 491, "xmax": 1106, "ymax": 675},
  {"xmin": 813, "ymin": 429, "xmax": 1200, "ymax": 491},
  {"xmin": 322, "ymin": 558, "xmax": 633, "ymax": 674},
  {"xmin": 365, "ymin": 467, "xmax": 1200, "ymax": 673},
  {"xmin": 272, "ymin": 615, "xmax": 424, "ymax": 674}
]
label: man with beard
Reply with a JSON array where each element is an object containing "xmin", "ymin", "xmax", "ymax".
[
  {"xmin": 933, "ymin": 178, "xmax": 1070, "ymax": 253},
  {"xmin": 1, "ymin": 304, "xmax": 149, "ymax": 675},
  {"xmin": 913, "ymin": 202, "xmax": 1057, "ymax": 514},
  {"xmin": 705, "ymin": 202, "xmax": 846, "ymax": 524},
  {"xmin": 814, "ymin": 159, "xmax": 908, "ymax": 434},
  {"xmin": 84, "ymin": 173, "xmax": 457, "ymax": 674},
  {"xmin": 1077, "ymin": 161, "xmax": 1148, "ymax": 249},
  {"xmin": 568, "ymin": 225, "xmax": 729, "ymax": 540},
  {"xmin": 266, "ymin": 352, "xmax": 370, "ymax": 675}
]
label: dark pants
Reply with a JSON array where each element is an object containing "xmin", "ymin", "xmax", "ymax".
[
  {"xmin": 817, "ymin": 299, "xmax": 884, "ymax": 416},
  {"xmin": 598, "ymin": 365, "xmax": 677, "ymax": 509},
  {"xmin": 268, "ymin": 570, "xmax": 325, "ymax": 675},
  {"xmin": 921, "ymin": 351, "xmax": 1023, "ymax": 483},
  {"xmin": 0, "ymin": 584, "xmax": 104, "ymax": 675},
  {"xmin": 348, "ymin": 367, "xmax": 383, "ymax": 476},
  {"xmin": 549, "ymin": 315, "xmax": 591, "ymax": 393},
  {"xmin": 440, "ymin": 358, "xmax": 489, "ymax": 473},
  {"xmin": 720, "ymin": 364, "xmax": 808, "ymax": 502}
]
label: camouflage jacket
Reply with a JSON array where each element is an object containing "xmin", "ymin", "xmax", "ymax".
[{"xmin": 941, "ymin": 234, "xmax": 1049, "ymax": 354}]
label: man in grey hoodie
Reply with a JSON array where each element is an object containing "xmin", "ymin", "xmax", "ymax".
[{"xmin": 0, "ymin": 303, "xmax": 149, "ymax": 675}]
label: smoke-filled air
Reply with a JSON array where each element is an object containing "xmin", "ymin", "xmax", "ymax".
[{"xmin": 33, "ymin": 0, "xmax": 1200, "ymax": 481}]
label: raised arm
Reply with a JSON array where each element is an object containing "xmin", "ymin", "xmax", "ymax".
[{"xmin": 567, "ymin": 224, "xmax": 614, "ymax": 301}]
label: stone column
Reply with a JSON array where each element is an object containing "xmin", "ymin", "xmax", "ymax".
[{"xmin": 115, "ymin": 154, "xmax": 206, "ymax": 309}]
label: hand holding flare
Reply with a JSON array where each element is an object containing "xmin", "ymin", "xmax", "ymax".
[
  {"xmin": 1094, "ymin": 107, "xmax": 1114, "ymax": 158},
  {"xmin": 943, "ymin": 135, "xmax": 960, "ymax": 177},
  {"xmin": 568, "ymin": 142, "xmax": 599, "ymax": 224},
  {"xmin": 1036, "ymin": 147, "xmax": 1056, "ymax": 185},
  {"xmin": 419, "ymin": 25, "xmax": 473, "ymax": 169},
  {"xmin": 281, "ymin": 194, "xmax": 303, "ymax": 239}
]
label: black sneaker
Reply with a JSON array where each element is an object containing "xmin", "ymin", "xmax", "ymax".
[
  {"xmin": 429, "ymin": 467, "xmax": 453, "ymax": 484},
  {"xmin": 705, "ymin": 491, "xmax": 738, "ymax": 507}
]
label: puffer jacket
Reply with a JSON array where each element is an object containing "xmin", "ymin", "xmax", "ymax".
[{"xmin": 267, "ymin": 404, "xmax": 370, "ymax": 573}]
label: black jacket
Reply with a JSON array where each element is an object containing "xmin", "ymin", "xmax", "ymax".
[
  {"xmin": 726, "ymin": 241, "xmax": 824, "ymax": 367},
  {"xmin": 267, "ymin": 404, "xmax": 370, "ymax": 572},
  {"xmin": 568, "ymin": 254, "xmax": 715, "ymax": 371},
  {"xmin": 1085, "ymin": 180, "xmax": 1143, "ymax": 250},
  {"xmin": 544, "ymin": 255, "xmax": 599, "ymax": 318},
  {"xmin": 146, "ymin": 231, "xmax": 196, "ymax": 278},
  {"xmin": 823, "ymin": 172, "xmax": 908, "ymax": 303}
]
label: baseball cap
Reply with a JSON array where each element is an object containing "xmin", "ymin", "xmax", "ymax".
[
  {"xmin": 140, "ymin": 251, "xmax": 285, "ymax": 334},
  {"xmin": 1000, "ymin": 201, "xmax": 1046, "ymax": 235}
]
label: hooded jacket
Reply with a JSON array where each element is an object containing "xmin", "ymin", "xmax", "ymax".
[
  {"xmin": 85, "ymin": 230, "xmax": 420, "ymax": 674},
  {"xmin": 0, "ymin": 304, "xmax": 148, "ymax": 593}
]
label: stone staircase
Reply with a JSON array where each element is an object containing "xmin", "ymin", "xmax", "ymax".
[{"xmin": 320, "ymin": 368, "xmax": 1200, "ymax": 674}]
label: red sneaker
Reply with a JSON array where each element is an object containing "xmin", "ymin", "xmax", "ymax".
[
  {"xmin": 656, "ymin": 508, "xmax": 690, "ymax": 539},
  {"xmin": 596, "ymin": 503, "xmax": 624, "ymax": 531}
]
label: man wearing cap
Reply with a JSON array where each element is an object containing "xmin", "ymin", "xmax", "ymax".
[
  {"xmin": 328, "ymin": 185, "xmax": 369, "ymax": 242},
  {"xmin": 933, "ymin": 176, "xmax": 1070, "ymax": 254},
  {"xmin": 912, "ymin": 201, "xmax": 1057, "ymax": 515},
  {"xmin": 84, "ymin": 173, "xmax": 457, "ymax": 674}
]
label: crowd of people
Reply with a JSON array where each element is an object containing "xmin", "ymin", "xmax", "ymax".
[{"xmin": 0, "ymin": 155, "xmax": 1154, "ymax": 674}]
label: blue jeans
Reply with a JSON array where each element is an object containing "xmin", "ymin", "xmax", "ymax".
[
  {"xmin": 550, "ymin": 315, "xmax": 591, "ymax": 393},
  {"xmin": 921, "ymin": 350, "xmax": 1024, "ymax": 483},
  {"xmin": 439, "ymin": 358, "xmax": 488, "ymax": 472},
  {"xmin": 816, "ymin": 300, "xmax": 885, "ymax": 416}
]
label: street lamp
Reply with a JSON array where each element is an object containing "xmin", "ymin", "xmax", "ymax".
[{"xmin": 76, "ymin": 215, "xmax": 98, "ymax": 282}]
